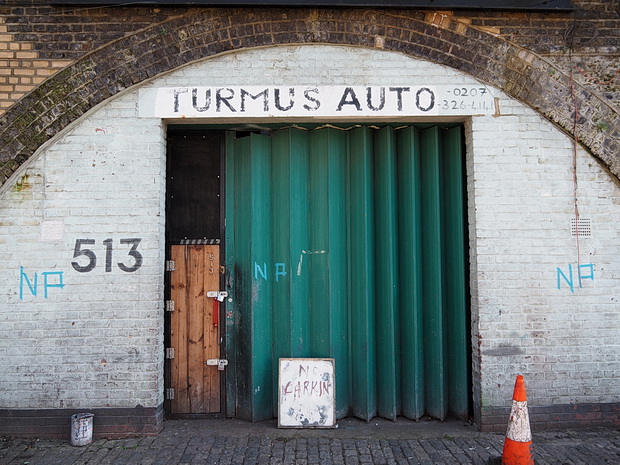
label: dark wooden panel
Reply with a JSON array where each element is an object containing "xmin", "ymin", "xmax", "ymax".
[{"xmin": 167, "ymin": 131, "xmax": 222, "ymax": 243}]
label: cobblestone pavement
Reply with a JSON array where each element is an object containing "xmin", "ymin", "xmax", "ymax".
[{"xmin": 1, "ymin": 418, "xmax": 619, "ymax": 465}]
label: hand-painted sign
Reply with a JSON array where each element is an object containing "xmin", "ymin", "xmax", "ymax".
[
  {"xmin": 278, "ymin": 358, "xmax": 336, "ymax": 428},
  {"xmin": 139, "ymin": 85, "xmax": 496, "ymax": 119}
]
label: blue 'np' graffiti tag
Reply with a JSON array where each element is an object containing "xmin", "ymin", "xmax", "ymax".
[
  {"xmin": 254, "ymin": 262, "xmax": 287, "ymax": 282},
  {"xmin": 556, "ymin": 263, "xmax": 594, "ymax": 293},
  {"xmin": 19, "ymin": 266, "xmax": 65, "ymax": 300}
]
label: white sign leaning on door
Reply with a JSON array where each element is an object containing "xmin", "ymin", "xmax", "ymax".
[
  {"xmin": 278, "ymin": 358, "xmax": 336, "ymax": 428},
  {"xmin": 138, "ymin": 85, "xmax": 497, "ymax": 119}
]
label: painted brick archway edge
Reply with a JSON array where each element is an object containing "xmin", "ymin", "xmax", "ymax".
[{"xmin": 0, "ymin": 8, "xmax": 619, "ymax": 187}]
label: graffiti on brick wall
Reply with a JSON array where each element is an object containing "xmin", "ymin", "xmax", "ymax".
[
  {"xmin": 19, "ymin": 237, "xmax": 143, "ymax": 300},
  {"xmin": 19, "ymin": 267, "xmax": 65, "ymax": 300},
  {"xmin": 556, "ymin": 263, "xmax": 594, "ymax": 293}
]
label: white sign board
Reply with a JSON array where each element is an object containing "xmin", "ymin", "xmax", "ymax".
[
  {"xmin": 278, "ymin": 358, "xmax": 336, "ymax": 428},
  {"xmin": 139, "ymin": 85, "xmax": 496, "ymax": 119}
]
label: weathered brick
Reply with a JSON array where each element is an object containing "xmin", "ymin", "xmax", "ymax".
[{"xmin": 0, "ymin": 0, "xmax": 618, "ymax": 438}]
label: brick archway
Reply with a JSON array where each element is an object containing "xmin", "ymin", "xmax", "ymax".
[{"xmin": 0, "ymin": 8, "xmax": 618, "ymax": 186}]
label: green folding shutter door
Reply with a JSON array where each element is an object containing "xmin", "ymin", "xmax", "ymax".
[
  {"xmin": 443, "ymin": 126, "xmax": 470, "ymax": 420},
  {"xmin": 308, "ymin": 129, "xmax": 350, "ymax": 418},
  {"xmin": 397, "ymin": 126, "xmax": 425, "ymax": 420},
  {"xmin": 227, "ymin": 125, "xmax": 469, "ymax": 422},
  {"xmin": 373, "ymin": 126, "xmax": 400, "ymax": 420},
  {"xmin": 349, "ymin": 126, "xmax": 377, "ymax": 421},
  {"xmin": 231, "ymin": 133, "xmax": 274, "ymax": 422}
]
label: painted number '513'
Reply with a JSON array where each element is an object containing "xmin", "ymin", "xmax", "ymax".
[{"xmin": 71, "ymin": 238, "xmax": 143, "ymax": 273}]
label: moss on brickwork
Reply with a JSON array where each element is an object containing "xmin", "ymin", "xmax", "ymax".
[{"xmin": 11, "ymin": 173, "xmax": 30, "ymax": 193}]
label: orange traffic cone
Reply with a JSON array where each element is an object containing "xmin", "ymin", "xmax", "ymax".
[{"xmin": 502, "ymin": 375, "xmax": 534, "ymax": 465}]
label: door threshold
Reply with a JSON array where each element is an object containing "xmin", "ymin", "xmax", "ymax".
[{"xmin": 166, "ymin": 413, "xmax": 227, "ymax": 420}]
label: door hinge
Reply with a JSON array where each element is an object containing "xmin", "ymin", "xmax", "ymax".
[
  {"xmin": 165, "ymin": 300, "xmax": 174, "ymax": 312},
  {"xmin": 165, "ymin": 388, "xmax": 175, "ymax": 400},
  {"xmin": 165, "ymin": 348, "xmax": 174, "ymax": 359},
  {"xmin": 166, "ymin": 260, "xmax": 175, "ymax": 272}
]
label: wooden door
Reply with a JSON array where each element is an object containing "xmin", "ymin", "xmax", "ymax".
[{"xmin": 169, "ymin": 244, "xmax": 222, "ymax": 414}]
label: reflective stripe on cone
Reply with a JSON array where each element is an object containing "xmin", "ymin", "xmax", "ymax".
[{"xmin": 502, "ymin": 375, "xmax": 534, "ymax": 465}]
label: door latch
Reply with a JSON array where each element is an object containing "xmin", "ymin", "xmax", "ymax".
[
  {"xmin": 207, "ymin": 291, "xmax": 228, "ymax": 302},
  {"xmin": 207, "ymin": 291, "xmax": 228, "ymax": 327},
  {"xmin": 205, "ymin": 359, "xmax": 229, "ymax": 371}
]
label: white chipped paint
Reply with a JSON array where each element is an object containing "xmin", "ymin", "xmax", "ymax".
[{"xmin": 296, "ymin": 250, "xmax": 327, "ymax": 276}]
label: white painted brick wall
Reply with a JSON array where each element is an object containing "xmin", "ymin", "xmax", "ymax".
[
  {"xmin": 0, "ymin": 98, "xmax": 166, "ymax": 409},
  {"xmin": 0, "ymin": 45, "xmax": 618, "ymax": 416},
  {"xmin": 469, "ymin": 98, "xmax": 620, "ymax": 409}
]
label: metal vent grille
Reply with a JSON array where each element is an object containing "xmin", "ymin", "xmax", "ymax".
[{"xmin": 571, "ymin": 218, "xmax": 591, "ymax": 237}]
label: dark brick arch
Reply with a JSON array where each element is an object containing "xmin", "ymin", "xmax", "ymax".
[{"xmin": 0, "ymin": 8, "xmax": 618, "ymax": 186}]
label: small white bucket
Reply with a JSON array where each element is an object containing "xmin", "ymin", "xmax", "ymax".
[{"xmin": 70, "ymin": 413, "xmax": 94, "ymax": 446}]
